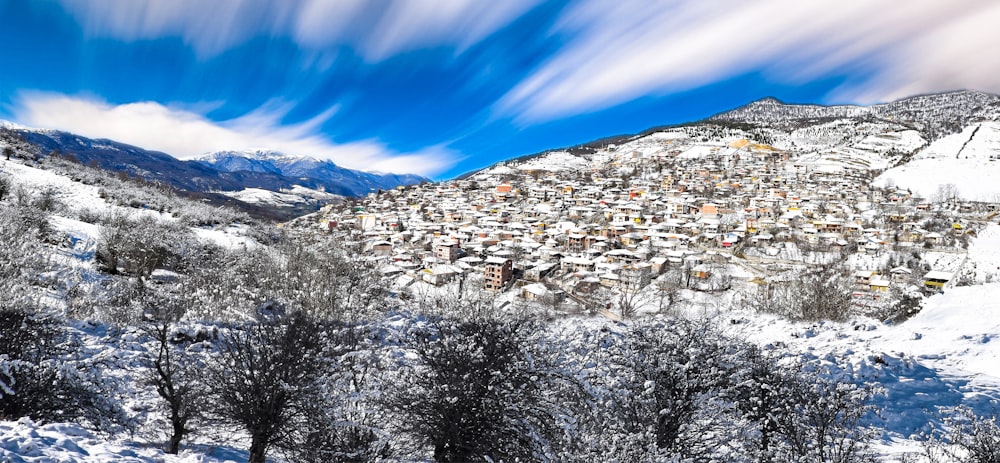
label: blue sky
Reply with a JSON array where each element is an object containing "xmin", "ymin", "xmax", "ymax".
[{"xmin": 1, "ymin": 0, "xmax": 998, "ymax": 179}]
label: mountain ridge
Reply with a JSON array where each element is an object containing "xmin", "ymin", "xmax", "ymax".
[
  {"xmin": 195, "ymin": 149, "xmax": 428, "ymax": 195},
  {"xmin": 712, "ymin": 89, "xmax": 1000, "ymax": 136}
]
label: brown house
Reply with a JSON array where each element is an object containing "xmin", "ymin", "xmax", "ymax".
[{"xmin": 483, "ymin": 257, "xmax": 513, "ymax": 292}]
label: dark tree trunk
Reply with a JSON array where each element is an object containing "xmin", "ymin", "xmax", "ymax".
[
  {"xmin": 248, "ymin": 434, "xmax": 268, "ymax": 463},
  {"xmin": 167, "ymin": 413, "xmax": 184, "ymax": 454},
  {"xmin": 759, "ymin": 424, "xmax": 772, "ymax": 463}
]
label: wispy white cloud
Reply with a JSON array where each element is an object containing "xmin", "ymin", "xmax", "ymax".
[
  {"xmin": 828, "ymin": 2, "xmax": 1000, "ymax": 103},
  {"xmin": 498, "ymin": 0, "xmax": 1000, "ymax": 122},
  {"xmin": 12, "ymin": 92, "xmax": 457, "ymax": 176},
  {"xmin": 57, "ymin": 0, "xmax": 297, "ymax": 58},
  {"xmin": 57, "ymin": 0, "xmax": 537, "ymax": 61},
  {"xmin": 360, "ymin": 0, "xmax": 537, "ymax": 62}
]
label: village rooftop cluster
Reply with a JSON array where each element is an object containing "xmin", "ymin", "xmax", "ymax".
[{"xmin": 314, "ymin": 123, "xmax": 995, "ymax": 316}]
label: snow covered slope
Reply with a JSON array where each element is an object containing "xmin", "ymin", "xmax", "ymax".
[
  {"xmin": 476, "ymin": 117, "xmax": 925, "ymax": 180},
  {"xmin": 219, "ymin": 185, "xmax": 342, "ymax": 208},
  {"xmin": 876, "ymin": 122, "xmax": 1000, "ymax": 200},
  {"xmin": 0, "ymin": 154, "xmax": 259, "ymax": 286}
]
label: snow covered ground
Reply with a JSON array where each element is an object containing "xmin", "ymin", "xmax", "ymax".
[
  {"xmin": 513, "ymin": 151, "xmax": 590, "ymax": 172},
  {"xmin": 220, "ymin": 188, "xmax": 311, "ymax": 207},
  {"xmin": 0, "ymin": 418, "xmax": 242, "ymax": 463},
  {"xmin": 959, "ymin": 223, "xmax": 1000, "ymax": 285},
  {"xmin": 728, "ymin": 281, "xmax": 1000, "ymax": 457}
]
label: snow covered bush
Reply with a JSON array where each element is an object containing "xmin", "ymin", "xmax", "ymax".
[
  {"xmin": 0, "ymin": 201, "xmax": 52, "ymax": 304},
  {"xmin": 0, "ymin": 306, "xmax": 118, "ymax": 429},
  {"xmin": 290, "ymin": 322, "xmax": 392, "ymax": 463},
  {"xmin": 0, "ymin": 173, "xmax": 10, "ymax": 201},
  {"xmin": 918, "ymin": 406, "xmax": 1000, "ymax": 463},
  {"xmin": 760, "ymin": 363, "xmax": 880, "ymax": 463},
  {"xmin": 737, "ymin": 264, "xmax": 853, "ymax": 321},
  {"xmin": 180, "ymin": 232, "xmax": 389, "ymax": 322},
  {"xmin": 96, "ymin": 210, "xmax": 193, "ymax": 279},
  {"xmin": 580, "ymin": 318, "xmax": 744, "ymax": 461}
]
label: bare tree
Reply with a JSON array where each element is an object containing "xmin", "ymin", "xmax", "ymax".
[
  {"xmin": 145, "ymin": 320, "xmax": 199, "ymax": 453},
  {"xmin": 140, "ymin": 299, "xmax": 205, "ymax": 454},
  {"xmin": 738, "ymin": 264, "xmax": 852, "ymax": 321},
  {"xmin": 932, "ymin": 183, "xmax": 960, "ymax": 205},
  {"xmin": 208, "ymin": 312, "xmax": 326, "ymax": 463},
  {"xmin": 616, "ymin": 266, "xmax": 654, "ymax": 319},
  {"xmin": 654, "ymin": 274, "xmax": 681, "ymax": 315}
]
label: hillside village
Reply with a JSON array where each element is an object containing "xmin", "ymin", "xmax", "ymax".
[{"xmin": 313, "ymin": 116, "xmax": 1000, "ymax": 318}]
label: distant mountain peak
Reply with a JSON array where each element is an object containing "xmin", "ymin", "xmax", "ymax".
[
  {"xmin": 3, "ymin": 125, "xmax": 425, "ymax": 207},
  {"xmin": 198, "ymin": 149, "xmax": 322, "ymax": 164},
  {"xmin": 194, "ymin": 150, "xmax": 427, "ymax": 196},
  {"xmin": 0, "ymin": 119, "xmax": 27, "ymax": 130},
  {"xmin": 752, "ymin": 96, "xmax": 785, "ymax": 105}
]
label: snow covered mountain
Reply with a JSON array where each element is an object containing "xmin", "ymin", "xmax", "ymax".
[
  {"xmin": 7, "ymin": 127, "xmax": 426, "ymax": 198},
  {"xmin": 709, "ymin": 89, "xmax": 1000, "ymax": 200},
  {"xmin": 195, "ymin": 149, "xmax": 427, "ymax": 197}
]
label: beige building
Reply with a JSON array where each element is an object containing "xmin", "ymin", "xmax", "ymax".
[{"xmin": 434, "ymin": 240, "xmax": 460, "ymax": 263}]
